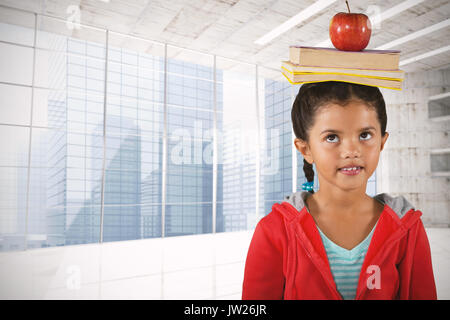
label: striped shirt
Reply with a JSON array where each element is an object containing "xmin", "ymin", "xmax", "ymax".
[{"xmin": 317, "ymin": 221, "xmax": 378, "ymax": 300}]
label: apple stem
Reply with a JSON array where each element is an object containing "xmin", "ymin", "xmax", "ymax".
[{"xmin": 346, "ymin": 0, "xmax": 350, "ymax": 13}]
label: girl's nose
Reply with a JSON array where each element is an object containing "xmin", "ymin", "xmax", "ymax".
[{"xmin": 340, "ymin": 139, "xmax": 361, "ymax": 158}]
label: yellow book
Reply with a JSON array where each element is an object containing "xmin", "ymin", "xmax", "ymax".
[
  {"xmin": 281, "ymin": 69, "xmax": 402, "ymax": 90},
  {"xmin": 281, "ymin": 61, "xmax": 405, "ymax": 81}
]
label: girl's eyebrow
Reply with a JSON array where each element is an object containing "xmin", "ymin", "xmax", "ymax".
[{"xmin": 320, "ymin": 126, "xmax": 376, "ymax": 135}]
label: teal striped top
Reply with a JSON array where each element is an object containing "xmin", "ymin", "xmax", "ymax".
[{"xmin": 317, "ymin": 221, "xmax": 378, "ymax": 300}]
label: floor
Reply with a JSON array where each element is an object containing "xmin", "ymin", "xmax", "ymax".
[
  {"xmin": 0, "ymin": 228, "xmax": 448, "ymax": 300},
  {"xmin": 427, "ymin": 227, "xmax": 450, "ymax": 300}
]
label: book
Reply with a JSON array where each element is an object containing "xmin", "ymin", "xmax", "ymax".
[
  {"xmin": 289, "ymin": 46, "xmax": 401, "ymax": 70},
  {"xmin": 281, "ymin": 68, "xmax": 402, "ymax": 90},
  {"xmin": 281, "ymin": 61, "xmax": 405, "ymax": 81}
]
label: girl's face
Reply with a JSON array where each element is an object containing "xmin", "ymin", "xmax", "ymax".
[{"xmin": 294, "ymin": 100, "xmax": 389, "ymax": 193}]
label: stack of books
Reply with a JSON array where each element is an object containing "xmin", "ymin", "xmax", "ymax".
[{"xmin": 281, "ymin": 46, "xmax": 404, "ymax": 90}]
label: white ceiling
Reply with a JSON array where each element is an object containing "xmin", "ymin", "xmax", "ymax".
[{"xmin": 1, "ymin": 0, "xmax": 450, "ymax": 75}]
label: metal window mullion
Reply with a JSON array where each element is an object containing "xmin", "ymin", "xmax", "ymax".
[
  {"xmin": 99, "ymin": 29, "xmax": 109, "ymax": 244},
  {"xmin": 212, "ymin": 56, "xmax": 218, "ymax": 301},
  {"xmin": 161, "ymin": 43, "xmax": 168, "ymax": 238},
  {"xmin": 212, "ymin": 55, "xmax": 217, "ymax": 234},
  {"xmin": 23, "ymin": 13, "xmax": 38, "ymax": 250},
  {"xmin": 64, "ymin": 38, "xmax": 68, "ymax": 244},
  {"xmin": 255, "ymin": 65, "xmax": 261, "ymax": 223},
  {"xmin": 137, "ymin": 50, "xmax": 141, "ymax": 238},
  {"xmin": 84, "ymin": 32, "xmax": 88, "ymax": 242}
]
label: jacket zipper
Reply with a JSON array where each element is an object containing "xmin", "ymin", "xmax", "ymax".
[
  {"xmin": 280, "ymin": 203, "xmax": 343, "ymax": 300},
  {"xmin": 295, "ymin": 228, "xmax": 343, "ymax": 300}
]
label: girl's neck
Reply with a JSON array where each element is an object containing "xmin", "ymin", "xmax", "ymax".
[{"xmin": 307, "ymin": 187, "xmax": 373, "ymax": 218}]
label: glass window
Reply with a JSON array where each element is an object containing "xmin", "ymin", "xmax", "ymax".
[
  {"xmin": 0, "ymin": 16, "xmax": 379, "ymax": 252},
  {"xmin": 165, "ymin": 46, "xmax": 214, "ymax": 237},
  {"xmin": 0, "ymin": 125, "xmax": 29, "ymax": 251},
  {"xmin": 0, "ymin": 83, "xmax": 32, "ymax": 126},
  {"xmin": 215, "ymin": 58, "xmax": 260, "ymax": 232},
  {"xmin": 0, "ymin": 42, "xmax": 33, "ymax": 85},
  {"xmin": 258, "ymin": 73, "xmax": 294, "ymax": 218},
  {"xmin": 102, "ymin": 33, "xmax": 165, "ymax": 242}
]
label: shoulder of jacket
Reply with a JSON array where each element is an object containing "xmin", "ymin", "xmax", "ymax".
[
  {"xmin": 373, "ymin": 192, "xmax": 417, "ymax": 219},
  {"xmin": 257, "ymin": 208, "xmax": 285, "ymax": 230},
  {"xmin": 256, "ymin": 193, "xmax": 310, "ymax": 238},
  {"xmin": 283, "ymin": 191, "xmax": 311, "ymax": 212}
]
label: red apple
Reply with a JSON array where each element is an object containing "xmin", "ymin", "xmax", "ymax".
[{"xmin": 329, "ymin": 5, "xmax": 372, "ymax": 51}]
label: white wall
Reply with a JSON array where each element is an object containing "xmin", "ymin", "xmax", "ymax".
[{"xmin": 378, "ymin": 67, "xmax": 450, "ymax": 227}]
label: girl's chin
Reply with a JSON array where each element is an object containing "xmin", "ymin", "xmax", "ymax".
[
  {"xmin": 335, "ymin": 184, "xmax": 368, "ymax": 193},
  {"xmin": 320, "ymin": 177, "xmax": 369, "ymax": 190}
]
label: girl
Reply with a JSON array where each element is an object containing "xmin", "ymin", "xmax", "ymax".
[{"xmin": 242, "ymin": 81, "xmax": 437, "ymax": 300}]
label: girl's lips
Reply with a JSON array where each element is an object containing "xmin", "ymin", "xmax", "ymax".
[{"xmin": 338, "ymin": 167, "xmax": 363, "ymax": 176}]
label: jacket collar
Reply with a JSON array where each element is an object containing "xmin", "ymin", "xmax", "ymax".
[
  {"xmin": 283, "ymin": 191, "xmax": 416, "ymax": 219},
  {"xmin": 273, "ymin": 191, "xmax": 422, "ymax": 299}
]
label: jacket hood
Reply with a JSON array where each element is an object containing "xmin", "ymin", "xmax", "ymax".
[{"xmin": 283, "ymin": 191, "xmax": 416, "ymax": 219}]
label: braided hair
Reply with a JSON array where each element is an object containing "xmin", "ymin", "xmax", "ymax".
[{"xmin": 291, "ymin": 81, "xmax": 387, "ymax": 194}]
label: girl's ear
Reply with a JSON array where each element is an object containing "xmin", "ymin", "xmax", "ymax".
[
  {"xmin": 294, "ymin": 138, "xmax": 314, "ymax": 164},
  {"xmin": 380, "ymin": 132, "xmax": 389, "ymax": 151}
]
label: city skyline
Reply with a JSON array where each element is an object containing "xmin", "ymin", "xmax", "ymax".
[{"xmin": 0, "ymin": 25, "xmax": 371, "ymax": 252}]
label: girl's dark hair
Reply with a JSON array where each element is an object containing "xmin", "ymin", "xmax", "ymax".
[{"xmin": 291, "ymin": 81, "xmax": 387, "ymax": 194}]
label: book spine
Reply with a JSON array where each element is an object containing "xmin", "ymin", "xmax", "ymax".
[
  {"xmin": 289, "ymin": 47, "xmax": 400, "ymax": 70},
  {"xmin": 289, "ymin": 47, "xmax": 301, "ymax": 65},
  {"xmin": 281, "ymin": 71, "xmax": 402, "ymax": 90},
  {"xmin": 281, "ymin": 65, "xmax": 404, "ymax": 81},
  {"xmin": 282, "ymin": 61, "xmax": 404, "ymax": 75},
  {"xmin": 281, "ymin": 70, "xmax": 402, "ymax": 90}
]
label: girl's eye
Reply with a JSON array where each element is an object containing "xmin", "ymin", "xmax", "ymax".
[
  {"xmin": 326, "ymin": 134, "xmax": 339, "ymax": 143},
  {"xmin": 360, "ymin": 132, "xmax": 372, "ymax": 140}
]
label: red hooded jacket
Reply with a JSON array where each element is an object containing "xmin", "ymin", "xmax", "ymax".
[{"xmin": 242, "ymin": 191, "xmax": 437, "ymax": 300}]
